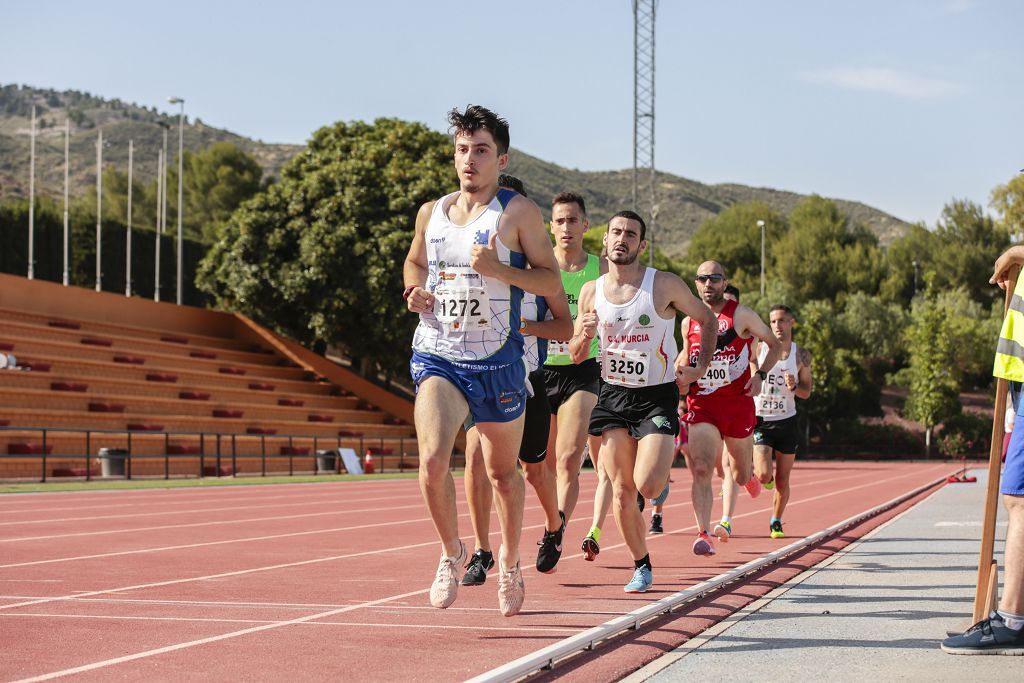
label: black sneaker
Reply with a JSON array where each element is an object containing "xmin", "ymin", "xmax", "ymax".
[
  {"xmin": 637, "ymin": 492, "xmax": 645, "ymax": 512},
  {"xmin": 536, "ymin": 511, "xmax": 565, "ymax": 574},
  {"xmin": 649, "ymin": 514, "xmax": 663, "ymax": 534},
  {"xmin": 461, "ymin": 549, "xmax": 494, "ymax": 586},
  {"xmin": 941, "ymin": 611, "xmax": 1024, "ymax": 655},
  {"xmin": 770, "ymin": 520, "xmax": 785, "ymax": 539}
]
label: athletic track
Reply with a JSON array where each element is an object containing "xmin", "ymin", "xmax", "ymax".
[{"xmin": 0, "ymin": 461, "xmax": 955, "ymax": 681}]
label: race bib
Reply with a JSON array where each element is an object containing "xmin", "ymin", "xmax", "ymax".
[
  {"xmin": 757, "ymin": 391, "xmax": 787, "ymax": 417},
  {"xmin": 697, "ymin": 359, "xmax": 729, "ymax": 391},
  {"xmin": 548, "ymin": 339, "xmax": 571, "ymax": 359},
  {"xmin": 434, "ymin": 267, "xmax": 490, "ymax": 331},
  {"xmin": 602, "ymin": 348, "xmax": 650, "ymax": 387}
]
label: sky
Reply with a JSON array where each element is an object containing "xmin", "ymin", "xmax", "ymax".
[{"xmin": 3, "ymin": 0, "xmax": 1021, "ymax": 226}]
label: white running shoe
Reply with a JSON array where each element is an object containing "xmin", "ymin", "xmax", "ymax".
[
  {"xmin": 497, "ymin": 561, "xmax": 526, "ymax": 616},
  {"xmin": 429, "ymin": 540, "xmax": 466, "ymax": 609}
]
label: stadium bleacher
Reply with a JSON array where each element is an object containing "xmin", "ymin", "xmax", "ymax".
[{"xmin": 0, "ymin": 273, "xmax": 421, "ymax": 481}]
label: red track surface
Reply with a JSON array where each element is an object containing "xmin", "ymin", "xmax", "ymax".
[{"xmin": 0, "ymin": 461, "xmax": 953, "ymax": 682}]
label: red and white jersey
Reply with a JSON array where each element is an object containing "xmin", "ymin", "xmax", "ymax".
[{"xmin": 686, "ymin": 299, "xmax": 751, "ymax": 398}]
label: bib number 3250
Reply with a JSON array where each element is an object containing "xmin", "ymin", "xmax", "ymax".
[{"xmin": 602, "ymin": 348, "xmax": 649, "ymax": 387}]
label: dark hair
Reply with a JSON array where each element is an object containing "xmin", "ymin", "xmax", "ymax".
[
  {"xmin": 552, "ymin": 191, "xmax": 586, "ymax": 215},
  {"xmin": 770, "ymin": 304, "xmax": 795, "ymax": 319},
  {"xmin": 724, "ymin": 284, "xmax": 740, "ymax": 301},
  {"xmin": 498, "ymin": 174, "xmax": 527, "ymax": 198},
  {"xmin": 609, "ymin": 210, "xmax": 647, "ymax": 241},
  {"xmin": 447, "ymin": 105, "xmax": 510, "ymax": 155}
]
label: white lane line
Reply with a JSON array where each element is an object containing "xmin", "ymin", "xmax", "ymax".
[
  {"xmin": 0, "ymin": 612, "xmax": 575, "ymax": 633},
  {"xmin": 0, "ymin": 492, "xmax": 422, "ymax": 528},
  {"xmin": 0, "ymin": 502, "xmax": 427, "ymax": 543}
]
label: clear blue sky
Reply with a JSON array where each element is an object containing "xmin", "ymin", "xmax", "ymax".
[{"xmin": 4, "ymin": 0, "xmax": 1021, "ymax": 226}]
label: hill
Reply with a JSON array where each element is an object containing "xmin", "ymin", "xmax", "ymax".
[{"xmin": 0, "ymin": 83, "xmax": 909, "ymax": 256}]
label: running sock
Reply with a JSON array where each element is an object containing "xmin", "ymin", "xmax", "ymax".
[
  {"xmin": 589, "ymin": 526, "xmax": 602, "ymax": 542},
  {"xmin": 720, "ymin": 515, "xmax": 732, "ymax": 525},
  {"xmin": 771, "ymin": 516, "xmax": 781, "ymax": 524},
  {"xmin": 634, "ymin": 554, "xmax": 652, "ymax": 570},
  {"xmin": 998, "ymin": 610, "xmax": 1024, "ymax": 630},
  {"xmin": 652, "ymin": 513, "xmax": 662, "ymax": 520}
]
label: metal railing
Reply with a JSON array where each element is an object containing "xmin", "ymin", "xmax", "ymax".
[{"xmin": 0, "ymin": 425, "xmax": 426, "ymax": 483}]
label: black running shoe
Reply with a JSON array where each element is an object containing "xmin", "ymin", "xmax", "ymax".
[
  {"xmin": 649, "ymin": 514, "xmax": 663, "ymax": 534},
  {"xmin": 461, "ymin": 549, "xmax": 494, "ymax": 586},
  {"xmin": 941, "ymin": 611, "xmax": 1024, "ymax": 655},
  {"xmin": 637, "ymin": 492, "xmax": 645, "ymax": 512},
  {"xmin": 536, "ymin": 511, "xmax": 565, "ymax": 574}
]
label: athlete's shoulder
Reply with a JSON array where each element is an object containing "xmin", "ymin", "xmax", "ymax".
[
  {"xmin": 415, "ymin": 200, "xmax": 438, "ymax": 231},
  {"xmin": 797, "ymin": 344, "xmax": 812, "ymax": 366}
]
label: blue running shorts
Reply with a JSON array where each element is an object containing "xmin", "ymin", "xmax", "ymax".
[
  {"xmin": 1004, "ymin": 392, "xmax": 1024, "ymax": 495},
  {"xmin": 410, "ymin": 351, "xmax": 526, "ymax": 424}
]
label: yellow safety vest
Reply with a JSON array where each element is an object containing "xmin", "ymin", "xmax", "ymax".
[{"xmin": 994, "ymin": 275, "xmax": 1024, "ymax": 381}]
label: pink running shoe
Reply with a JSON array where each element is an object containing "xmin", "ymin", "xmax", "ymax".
[
  {"xmin": 692, "ymin": 531, "xmax": 716, "ymax": 557},
  {"xmin": 745, "ymin": 476, "xmax": 762, "ymax": 499}
]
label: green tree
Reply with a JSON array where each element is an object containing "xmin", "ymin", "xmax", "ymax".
[
  {"xmin": 680, "ymin": 201, "xmax": 784, "ymax": 293},
  {"xmin": 167, "ymin": 142, "xmax": 263, "ymax": 242},
  {"xmin": 774, "ymin": 196, "xmax": 886, "ymax": 305},
  {"xmin": 902, "ymin": 290, "xmax": 963, "ymax": 456},
  {"xmin": 878, "ymin": 223, "xmax": 935, "ymax": 305},
  {"xmin": 197, "ymin": 118, "xmax": 452, "ymax": 379},
  {"xmin": 991, "ymin": 173, "xmax": 1024, "ymax": 237},
  {"xmin": 836, "ymin": 291, "xmax": 911, "ymax": 385},
  {"xmin": 929, "ymin": 199, "xmax": 1010, "ymax": 306}
]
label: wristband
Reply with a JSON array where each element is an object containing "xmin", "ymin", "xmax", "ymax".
[
  {"xmin": 755, "ymin": 369, "xmax": 767, "ymax": 380},
  {"xmin": 402, "ymin": 285, "xmax": 417, "ymax": 301}
]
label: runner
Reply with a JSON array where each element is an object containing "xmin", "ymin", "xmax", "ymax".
[
  {"xmin": 536, "ymin": 192, "xmax": 610, "ymax": 553},
  {"xmin": 575, "ymin": 211, "xmax": 717, "ymax": 592},
  {"xmin": 403, "ymin": 106, "xmax": 562, "ymax": 616},
  {"xmin": 752, "ymin": 304, "xmax": 813, "ymax": 539},
  {"xmin": 681, "ymin": 260, "xmax": 781, "ymax": 556},
  {"xmin": 580, "ymin": 439, "xmax": 613, "ymax": 560},
  {"xmin": 461, "ymin": 176, "xmax": 573, "ymax": 584}
]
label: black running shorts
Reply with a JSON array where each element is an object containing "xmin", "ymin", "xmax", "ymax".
[
  {"xmin": 462, "ymin": 368, "xmax": 550, "ymax": 463},
  {"xmin": 542, "ymin": 358, "xmax": 600, "ymax": 413},
  {"xmin": 753, "ymin": 414, "xmax": 800, "ymax": 456},
  {"xmin": 588, "ymin": 380, "xmax": 680, "ymax": 440}
]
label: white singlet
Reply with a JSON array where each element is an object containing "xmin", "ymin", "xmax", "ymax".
[
  {"xmin": 755, "ymin": 341, "xmax": 799, "ymax": 420},
  {"xmin": 594, "ymin": 267, "xmax": 677, "ymax": 388}
]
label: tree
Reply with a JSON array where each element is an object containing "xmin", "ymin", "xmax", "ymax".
[
  {"xmin": 197, "ymin": 118, "xmax": 453, "ymax": 379},
  {"xmin": 680, "ymin": 201, "xmax": 784, "ymax": 294},
  {"xmin": 167, "ymin": 142, "xmax": 263, "ymax": 243},
  {"xmin": 902, "ymin": 290, "xmax": 963, "ymax": 456},
  {"xmin": 929, "ymin": 199, "xmax": 1009, "ymax": 306},
  {"xmin": 836, "ymin": 291, "xmax": 911, "ymax": 385},
  {"xmin": 774, "ymin": 196, "xmax": 885, "ymax": 304},
  {"xmin": 878, "ymin": 223, "xmax": 935, "ymax": 305},
  {"xmin": 991, "ymin": 172, "xmax": 1024, "ymax": 238}
]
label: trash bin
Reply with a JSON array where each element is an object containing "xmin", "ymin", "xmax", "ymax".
[
  {"xmin": 316, "ymin": 449, "xmax": 337, "ymax": 473},
  {"xmin": 99, "ymin": 448, "xmax": 128, "ymax": 477}
]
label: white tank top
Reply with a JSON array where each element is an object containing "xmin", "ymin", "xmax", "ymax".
[
  {"xmin": 755, "ymin": 341, "xmax": 799, "ymax": 420},
  {"xmin": 411, "ymin": 190, "xmax": 525, "ymax": 367},
  {"xmin": 594, "ymin": 268, "xmax": 678, "ymax": 388}
]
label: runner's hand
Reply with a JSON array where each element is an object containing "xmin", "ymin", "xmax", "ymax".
[
  {"xmin": 579, "ymin": 311, "xmax": 599, "ymax": 340},
  {"xmin": 406, "ymin": 287, "xmax": 435, "ymax": 314},
  {"xmin": 470, "ymin": 231, "xmax": 502, "ymax": 278},
  {"xmin": 744, "ymin": 373, "xmax": 763, "ymax": 397},
  {"xmin": 991, "ymin": 245, "xmax": 1024, "ymax": 290},
  {"xmin": 784, "ymin": 371, "xmax": 797, "ymax": 391},
  {"xmin": 674, "ymin": 361, "xmax": 703, "ymax": 387}
]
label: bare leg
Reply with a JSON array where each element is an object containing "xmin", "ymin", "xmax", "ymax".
[
  {"xmin": 1002, "ymin": 494, "xmax": 1024, "ymax": 614},
  {"xmin": 523, "ymin": 460, "xmax": 561, "ymax": 532},
  {"xmin": 753, "ymin": 444, "xmax": 775, "ymax": 484},
  {"xmin": 721, "ymin": 435, "xmax": 754, "ymax": 519},
  {"xmin": 685, "ymin": 422, "xmax": 721, "ymax": 534},
  {"xmin": 773, "ymin": 452, "xmax": 797, "ymax": 520},
  {"xmin": 415, "ymin": 377, "xmax": 470, "ymax": 557},
  {"xmin": 589, "ymin": 435, "xmax": 613, "ymax": 532},
  {"xmin": 477, "ymin": 417, "xmax": 526, "ymax": 572},
  {"xmin": 553, "ymin": 391, "xmax": 599, "ymax": 524},
  {"xmin": 463, "ymin": 427, "xmax": 493, "ymax": 553},
  {"xmin": 600, "ymin": 428, "xmax": 646, "ymax": 560}
]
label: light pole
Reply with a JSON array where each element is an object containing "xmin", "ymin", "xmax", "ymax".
[
  {"xmin": 96, "ymin": 129, "xmax": 103, "ymax": 292},
  {"xmin": 758, "ymin": 219, "xmax": 766, "ymax": 297},
  {"xmin": 155, "ymin": 147, "xmax": 163, "ymax": 302},
  {"xmin": 63, "ymin": 117, "xmax": 70, "ymax": 286},
  {"xmin": 168, "ymin": 96, "xmax": 185, "ymax": 305},
  {"xmin": 126, "ymin": 139, "xmax": 133, "ymax": 297},
  {"xmin": 28, "ymin": 105, "xmax": 36, "ymax": 279}
]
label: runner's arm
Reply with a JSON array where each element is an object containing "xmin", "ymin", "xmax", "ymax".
[
  {"xmin": 795, "ymin": 346, "xmax": 814, "ymax": 399},
  {"xmin": 570, "ymin": 281, "xmax": 598, "ymax": 364},
  {"xmin": 664, "ymin": 273, "xmax": 716, "ymax": 375},
  {"xmin": 471, "ymin": 198, "xmax": 562, "ymax": 297},
  {"xmin": 738, "ymin": 306, "xmax": 781, "ymax": 396},
  {"xmin": 522, "ymin": 289, "xmax": 573, "ymax": 341},
  {"xmin": 402, "ymin": 201, "xmax": 436, "ymax": 314}
]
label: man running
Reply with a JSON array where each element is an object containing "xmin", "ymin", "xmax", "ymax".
[
  {"xmin": 403, "ymin": 106, "xmax": 562, "ymax": 616},
  {"xmin": 461, "ymin": 176, "xmax": 573, "ymax": 584},
  {"xmin": 752, "ymin": 304, "xmax": 813, "ymax": 539},
  {"xmin": 574, "ymin": 211, "xmax": 717, "ymax": 592},
  {"xmin": 681, "ymin": 261, "xmax": 781, "ymax": 556},
  {"xmin": 537, "ymin": 192, "xmax": 608, "ymax": 553}
]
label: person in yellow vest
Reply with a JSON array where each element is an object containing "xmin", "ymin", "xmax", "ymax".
[{"xmin": 942, "ymin": 245, "xmax": 1024, "ymax": 654}]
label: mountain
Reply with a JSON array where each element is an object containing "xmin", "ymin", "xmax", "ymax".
[{"xmin": 0, "ymin": 83, "xmax": 909, "ymax": 257}]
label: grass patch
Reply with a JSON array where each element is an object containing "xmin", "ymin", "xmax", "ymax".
[{"xmin": 0, "ymin": 472, "xmax": 426, "ymax": 494}]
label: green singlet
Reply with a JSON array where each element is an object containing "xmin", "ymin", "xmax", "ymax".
[{"xmin": 545, "ymin": 252, "xmax": 601, "ymax": 365}]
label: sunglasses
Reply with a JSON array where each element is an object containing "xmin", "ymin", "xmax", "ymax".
[{"xmin": 695, "ymin": 274, "xmax": 724, "ymax": 283}]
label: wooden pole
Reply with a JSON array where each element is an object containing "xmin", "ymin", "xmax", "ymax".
[{"xmin": 973, "ymin": 264, "xmax": 1020, "ymax": 622}]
